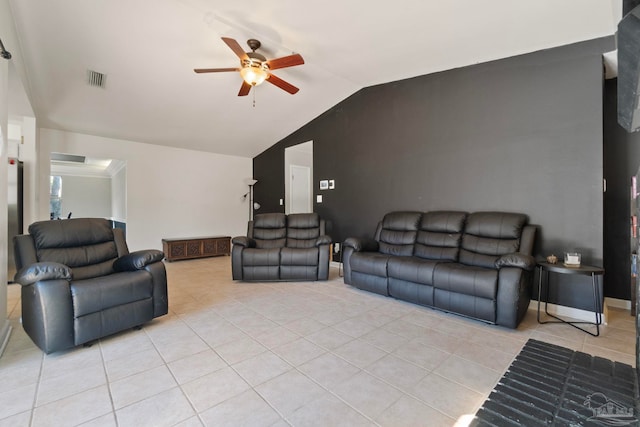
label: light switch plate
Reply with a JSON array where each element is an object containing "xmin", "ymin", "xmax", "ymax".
[
  {"xmin": 279, "ymin": 198, "xmax": 283, "ymax": 205},
  {"xmin": 316, "ymin": 194, "xmax": 323, "ymax": 203},
  {"xmin": 329, "ymin": 180, "xmax": 335, "ymax": 189}
]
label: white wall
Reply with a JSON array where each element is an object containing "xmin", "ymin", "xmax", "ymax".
[
  {"xmin": 19, "ymin": 116, "xmax": 37, "ymax": 226},
  {"xmin": 39, "ymin": 128, "xmax": 252, "ymax": 251},
  {"xmin": 111, "ymin": 164, "xmax": 126, "ymax": 222},
  {"xmin": 57, "ymin": 175, "xmax": 111, "ymax": 219},
  {"xmin": 0, "ymin": 16, "xmax": 9, "ymax": 353},
  {"xmin": 0, "ymin": 0, "xmax": 29, "ymax": 354}
]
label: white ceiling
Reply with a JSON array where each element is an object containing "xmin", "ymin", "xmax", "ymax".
[{"xmin": 7, "ymin": 0, "xmax": 621, "ymax": 158}]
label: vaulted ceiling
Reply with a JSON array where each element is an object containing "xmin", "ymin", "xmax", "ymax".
[{"xmin": 7, "ymin": 0, "xmax": 620, "ymax": 158}]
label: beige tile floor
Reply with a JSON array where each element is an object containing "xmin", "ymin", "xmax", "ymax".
[{"xmin": 0, "ymin": 257, "xmax": 635, "ymax": 427}]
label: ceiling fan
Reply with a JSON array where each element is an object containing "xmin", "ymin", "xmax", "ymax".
[{"xmin": 194, "ymin": 37, "xmax": 304, "ymax": 96}]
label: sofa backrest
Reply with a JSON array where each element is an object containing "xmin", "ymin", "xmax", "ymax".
[
  {"xmin": 459, "ymin": 212, "xmax": 528, "ymax": 268},
  {"xmin": 414, "ymin": 211, "xmax": 467, "ymax": 261},
  {"xmin": 286, "ymin": 213, "xmax": 321, "ymax": 249},
  {"xmin": 377, "ymin": 212, "xmax": 422, "ymax": 256},
  {"xmin": 29, "ymin": 218, "xmax": 118, "ymax": 280},
  {"xmin": 251, "ymin": 213, "xmax": 287, "ymax": 249}
]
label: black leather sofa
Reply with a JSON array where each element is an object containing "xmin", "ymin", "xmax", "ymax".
[
  {"xmin": 342, "ymin": 211, "xmax": 536, "ymax": 328},
  {"xmin": 232, "ymin": 212, "xmax": 332, "ymax": 281},
  {"xmin": 13, "ymin": 218, "xmax": 168, "ymax": 353}
]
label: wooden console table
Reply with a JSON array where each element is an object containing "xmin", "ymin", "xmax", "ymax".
[{"xmin": 162, "ymin": 236, "xmax": 231, "ymax": 262}]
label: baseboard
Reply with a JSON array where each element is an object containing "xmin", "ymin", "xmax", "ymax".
[
  {"xmin": 529, "ymin": 300, "xmax": 606, "ymax": 324},
  {"xmin": 0, "ymin": 319, "xmax": 13, "ymax": 357},
  {"xmin": 604, "ymin": 297, "xmax": 632, "ymax": 310}
]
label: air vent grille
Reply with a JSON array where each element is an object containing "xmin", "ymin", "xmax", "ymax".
[
  {"xmin": 51, "ymin": 153, "xmax": 86, "ymax": 163},
  {"xmin": 86, "ymin": 69, "xmax": 106, "ymax": 88}
]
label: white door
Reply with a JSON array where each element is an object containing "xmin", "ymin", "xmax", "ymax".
[{"xmin": 289, "ymin": 165, "xmax": 311, "ymax": 213}]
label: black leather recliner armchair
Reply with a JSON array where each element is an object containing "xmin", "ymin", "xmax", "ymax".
[
  {"xmin": 13, "ymin": 218, "xmax": 168, "ymax": 353},
  {"xmin": 232, "ymin": 213, "xmax": 332, "ymax": 281}
]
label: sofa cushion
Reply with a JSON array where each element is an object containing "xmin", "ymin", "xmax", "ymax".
[
  {"xmin": 242, "ymin": 247, "xmax": 281, "ymax": 266},
  {"xmin": 378, "ymin": 211, "xmax": 421, "ymax": 256},
  {"xmin": 387, "ymin": 256, "xmax": 441, "ymax": 286},
  {"xmin": 433, "ymin": 263, "xmax": 498, "ymax": 300},
  {"xmin": 252, "ymin": 213, "xmax": 287, "ymax": 249},
  {"xmin": 29, "ymin": 218, "xmax": 114, "ymax": 249},
  {"xmin": 459, "ymin": 212, "xmax": 527, "ymax": 268},
  {"xmin": 286, "ymin": 213, "xmax": 321, "ymax": 249},
  {"xmin": 463, "ymin": 212, "xmax": 527, "ymax": 239},
  {"xmin": 280, "ymin": 247, "xmax": 319, "ymax": 266},
  {"xmin": 414, "ymin": 211, "xmax": 467, "ymax": 261},
  {"xmin": 241, "ymin": 247, "xmax": 281, "ymax": 280},
  {"xmin": 71, "ymin": 270, "xmax": 153, "ymax": 317},
  {"xmin": 350, "ymin": 252, "xmax": 391, "ymax": 277}
]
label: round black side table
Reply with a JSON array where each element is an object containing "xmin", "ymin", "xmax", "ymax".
[{"xmin": 536, "ymin": 261, "xmax": 604, "ymax": 337}]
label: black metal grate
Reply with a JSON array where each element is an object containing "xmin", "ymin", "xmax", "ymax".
[{"xmin": 471, "ymin": 339, "xmax": 639, "ymax": 426}]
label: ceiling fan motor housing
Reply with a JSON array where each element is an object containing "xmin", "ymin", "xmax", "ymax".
[{"xmin": 247, "ymin": 38, "xmax": 261, "ymax": 51}]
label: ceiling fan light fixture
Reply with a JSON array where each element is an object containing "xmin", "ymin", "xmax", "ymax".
[{"xmin": 240, "ymin": 58, "xmax": 269, "ymax": 86}]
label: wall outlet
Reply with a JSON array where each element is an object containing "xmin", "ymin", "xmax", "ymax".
[
  {"xmin": 334, "ymin": 242, "xmax": 340, "ymax": 252},
  {"xmin": 329, "ymin": 179, "xmax": 335, "ymax": 189},
  {"xmin": 279, "ymin": 198, "xmax": 283, "ymax": 205},
  {"xmin": 316, "ymin": 194, "xmax": 323, "ymax": 203}
]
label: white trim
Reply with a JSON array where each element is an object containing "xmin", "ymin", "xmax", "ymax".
[
  {"xmin": 529, "ymin": 300, "xmax": 606, "ymax": 325},
  {"xmin": 0, "ymin": 321, "xmax": 12, "ymax": 357},
  {"xmin": 605, "ymin": 297, "xmax": 632, "ymax": 310}
]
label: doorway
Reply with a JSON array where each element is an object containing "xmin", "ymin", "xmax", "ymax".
[
  {"xmin": 284, "ymin": 141, "xmax": 313, "ymax": 214},
  {"xmin": 49, "ymin": 153, "xmax": 127, "ymax": 226},
  {"xmin": 289, "ymin": 165, "xmax": 311, "ymax": 213}
]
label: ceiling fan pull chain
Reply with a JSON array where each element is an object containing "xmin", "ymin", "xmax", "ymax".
[{"xmin": 253, "ymin": 86, "xmax": 256, "ymax": 108}]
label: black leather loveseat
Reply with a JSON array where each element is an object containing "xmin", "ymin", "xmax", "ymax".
[
  {"xmin": 13, "ymin": 218, "xmax": 168, "ymax": 353},
  {"xmin": 232, "ymin": 213, "xmax": 332, "ymax": 281},
  {"xmin": 342, "ymin": 211, "xmax": 536, "ymax": 328}
]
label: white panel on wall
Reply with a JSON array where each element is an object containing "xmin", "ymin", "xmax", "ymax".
[
  {"xmin": 58, "ymin": 175, "xmax": 111, "ymax": 219},
  {"xmin": 111, "ymin": 165, "xmax": 126, "ymax": 222}
]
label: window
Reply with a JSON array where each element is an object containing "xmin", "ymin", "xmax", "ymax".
[{"xmin": 50, "ymin": 176, "xmax": 62, "ymax": 219}]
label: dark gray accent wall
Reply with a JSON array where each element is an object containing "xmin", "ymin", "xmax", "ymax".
[{"xmin": 255, "ymin": 37, "xmax": 615, "ymax": 310}]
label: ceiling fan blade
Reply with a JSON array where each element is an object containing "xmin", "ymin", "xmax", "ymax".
[
  {"xmin": 222, "ymin": 37, "xmax": 248, "ymax": 60},
  {"xmin": 266, "ymin": 53, "xmax": 304, "ymax": 71},
  {"xmin": 238, "ymin": 81, "xmax": 252, "ymax": 96},
  {"xmin": 266, "ymin": 73, "xmax": 299, "ymax": 94},
  {"xmin": 194, "ymin": 67, "xmax": 239, "ymax": 73}
]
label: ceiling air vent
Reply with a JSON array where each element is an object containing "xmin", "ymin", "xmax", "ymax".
[
  {"xmin": 51, "ymin": 153, "xmax": 86, "ymax": 163},
  {"xmin": 86, "ymin": 69, "xmax": 106, "ymax": 88}
]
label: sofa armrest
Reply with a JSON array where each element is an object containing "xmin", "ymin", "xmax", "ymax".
[
  {"xmin": 232, "ymin": 236, "xmax": 256, "ymax": 248},
  {"xmin": 343, "ymin": 237, "xmax": 379, "ymax": 252},
  {"xmin": 495, "ymin": 253, "xmax": 536, "ymax": 271},
  {"xmin": 113, "ymin": 249, "xmax": 164, "ymax": 272},
  {"xmin": 316, "ymin": 235, "xmax": 332, "ymax": 247},
  {"xmin": 14, "ymin": 262, "xmax": 72, "ymax": 286}
]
